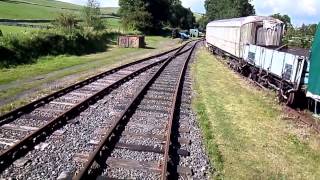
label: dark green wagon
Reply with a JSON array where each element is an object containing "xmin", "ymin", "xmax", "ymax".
[{"xmin": 307, "ymin": 23, "xmax": 320, "ymax": 113}]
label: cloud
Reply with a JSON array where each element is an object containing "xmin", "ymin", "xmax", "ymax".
[
  {"xmin": 181, "ymin": 0, "xmax": 205, "ymax": 13},
  {"xmin": 251, "ymin": 0, "xmax": 320, "ymax": 25}
]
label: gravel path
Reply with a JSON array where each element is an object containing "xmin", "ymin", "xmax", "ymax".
[{"xmin": 176, "ymin": 45, "xmax": 211, "ymax": 179}]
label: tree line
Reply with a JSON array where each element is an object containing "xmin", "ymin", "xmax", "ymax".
[
  {"xmin": 0, "ymin": 0, "xmax": 116, "ymax": 68},
  {"xmin": 119, "ymin": 0, "xmax": 196, "ymax": 34},
  {"xmin": 271, "ymin": 13, "xmax": 317, "ymax": 48},
  {"xmin": 198, "ymin": 0, "xmax": 255, "ymax": 30}
]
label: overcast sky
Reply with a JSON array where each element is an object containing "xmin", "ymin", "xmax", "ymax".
[{"xmin": 60, "ymin": 0, "xmax": 319, "ymax": 26}]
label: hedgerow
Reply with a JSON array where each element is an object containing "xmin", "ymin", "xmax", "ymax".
[{"xmin": 0, "ymin": 29, "xmax": 119, "ymax": 68}]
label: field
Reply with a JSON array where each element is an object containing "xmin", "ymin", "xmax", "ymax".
[
  {"xmin": 192, "ymin": 48, "xmax": 320, "ymax": 179},
  {"xmin": 0, "ymin": 25, "xmax": 36, "ymax": 34},
  {"xmin": 0, "ymin": 36, "xmax": 181, "ymax": 114},
  {"xmin": 101, "ymin": 7, "xmax": 119, "ymax": 15},
  {"xmin": 0, "ymin": 0, "xmax": 118, "ymax": 19},
  {"xmin": 193, "ymin": 12, "xmax": 203, "ymax": 21}
]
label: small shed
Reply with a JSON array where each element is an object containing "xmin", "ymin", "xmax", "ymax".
[{"xmin": 118, "ymin": 35, "xmax": 145, "ymax": 48}]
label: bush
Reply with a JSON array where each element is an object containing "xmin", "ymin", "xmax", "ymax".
[{"xmin": 0, "ymin": 29, "xmax": 119, "ymax": 68}]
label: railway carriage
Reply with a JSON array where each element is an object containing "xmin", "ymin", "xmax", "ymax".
[{"xmin": 206, "ymin": 16, "xmax": 316, "ymax": 108}]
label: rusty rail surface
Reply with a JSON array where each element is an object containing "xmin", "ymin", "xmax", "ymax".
[
  {"xmin": 73, "ymin": 41, "xmax": 198, "ymax": 180},
  {"xmin": 0, "ymin": 43, "xmax": 192, "ymax": 172},
  {"xmin": 160, "ymin": 41, "xmax": 197, "ymax": 180}
]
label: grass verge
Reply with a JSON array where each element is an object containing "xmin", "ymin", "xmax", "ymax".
[
  {"xmin": 0, "ymin": 36, "xmax": 180, "ymax": 114},
  {"xmin": 192, "ymin": 47, "xmax": 320, "ymax": 179}
]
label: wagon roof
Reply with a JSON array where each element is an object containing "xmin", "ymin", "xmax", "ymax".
[{"xmin": 207, "ymin": 16, "xmax": 283, "ymax": 27}]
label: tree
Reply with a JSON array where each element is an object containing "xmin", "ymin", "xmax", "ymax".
[
  {"xmin": 205, "ymin": 0, "xmax": 255, "ymax": 20},
  {"xmin": 119, "ymin": 0, "xmax": 153, "ymax": 33},
  {"xmin": 82, "ymin": 0, "xmax": 105, "ymax": 30},
  {"xmin": 119, "ymin": 0, "xmax": 171, "ymax": 34},
  {"xmin": 53, "ymin": 13, "xmax": 78, "ymax": 33},
  {"xmin": 198, "ymin": 15, "xmax": 209, "ymax": 31},
  {"xmin": 270, "ymin": 13, "xmax": 291, "ymax": 30},
  {"xmin": 169, "ymin": 3, "xmax": 196, "ymax": 29}
]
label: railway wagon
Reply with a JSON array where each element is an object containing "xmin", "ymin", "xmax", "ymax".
[
  {"xmin": 307, "ymin": 23, "xmax": 320, "ymax": 114},
  {"xmin": 206, "ymin": 16, "xmax": 311, "ymax": 107},
  {"xmin": 206, "ymin": 16, "xmax": 284, "ymax": 58}
]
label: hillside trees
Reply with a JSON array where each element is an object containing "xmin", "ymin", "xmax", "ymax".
[
  {"xmin": 82, "ymin": 0, "xmax": 105, "ymax": 30},
  {"xmin": 119, "ymin": 0, "xmax": 195, "ymax": 34},
  {"xmin": 119, "ymin": 0, "xmax": 153, "ymax": 33},
  {"xmin": 205, "ymin": 0, "xmax": 255, "ymax": 20},
  {"xmin": 270, "ymin": 13, "xmax": 292, "ymax": 30},
  {"xmin": 169, "ymin": 4, "xmax": 196, "ymax": 29}
]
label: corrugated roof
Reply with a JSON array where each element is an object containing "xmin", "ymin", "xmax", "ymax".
[{"xmin": 207, "ymin": 16, "xmax": 283, "ymax": 27}]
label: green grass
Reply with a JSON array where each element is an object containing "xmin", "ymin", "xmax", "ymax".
[
  {"xmin": 101, "ymin": 7, "xmax": 119, "ymax": 15},
  {"xmin": 0, "ymin": 35, "xmax": 180, "ymax": 114},
  {"xmin": 0, "ymin": 0, "xmax": 81, "ymax": 19},
  {"xmin": 0, "ymin": 36, "xmax": 171, "ymax": 85},
  {"xmin": 104, "ymin": 18, "xmax": 121, "ymax": 31},
  {"xmin": 0, "ymin": 25, "xmax": 36, "ymax": 34},
  {"xmin": 0, "ymin": 0, "xmax": 118, "ymax": 19},
  {"xmin": 193, "ymin": 12, "xmax": 203, "ymax": 21},
  {"xmin": 192, "ymin": 47, "xmax": 320, "ymax": 179}
]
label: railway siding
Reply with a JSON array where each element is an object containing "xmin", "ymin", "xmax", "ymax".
[{"xmin": 0, "ymin": 41, "xmax": 211, "ymax": 179}]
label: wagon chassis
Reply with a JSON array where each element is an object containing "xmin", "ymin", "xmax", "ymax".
[{"xmin": 207, "ymin": 43, "xmax": 306, "ymax": 107}]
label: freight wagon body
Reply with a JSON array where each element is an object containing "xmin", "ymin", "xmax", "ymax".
[
  {"xmin": 206, "ymin": 16, "xmax": 284, "ymax": 58},
  {"xmin": 242, "ymin": 44, "xmax": 309, "ymax": 105},
  {"xmin": 307, "ymin": 23, "xmax": 320, "ymax": 113},
  {"xmin": 206, "ymin": 16, "xmax": 311, "ymax": 107}
]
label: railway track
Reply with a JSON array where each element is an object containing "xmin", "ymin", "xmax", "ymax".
[
  {"xmin": 0, "ymin": 42, "xmax": 191, "ymax": 172},
  {"xmin": 73, "ymin": 41, "xmax": 199, "ymax": 179},
  {"xmin": 0, "ymin": 40, "xmax": 210, "ymax": 179}
]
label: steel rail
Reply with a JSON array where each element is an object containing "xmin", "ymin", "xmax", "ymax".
[
  {"xmin": 0, "ymin": 43, "xmax": 191, "ymax": 172},
  {"xmin": 160, "ymin": 41, "xmax": 198, "ymax": 180},
  {"xmin": 0, "ymin": 46, "xmax": 181, "ymax": 126},
  {"xmin": 72, "ymin": 41, "xmax": 196, "ymax": 180}
]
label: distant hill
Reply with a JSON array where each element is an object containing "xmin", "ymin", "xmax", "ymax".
[
  {"xmin": 101, "ymin": 7, "xmax": 119, "ymax": 15},
  {"xmin": 193, "ymin": 12, "xmax": 204, "ymax": 21},
  {"xmin": 0, "ymin": 0, "xmax": 118, "ymax": 19}
]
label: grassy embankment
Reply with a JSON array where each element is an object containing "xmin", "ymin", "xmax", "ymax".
[
  {"xmin": 0, "ymin": 36, "xmax": 181, "ymax": 114},
  {"xmin": 0, "ymin": 0, "xmax": 179, "ymax": 114},
  {"xmin": 0, "ymin": 0, "xmax": 120, "ymax": 33},
  {"xmin": 192, "ymin": 47, "xmax": 320, "ymax": 179}
]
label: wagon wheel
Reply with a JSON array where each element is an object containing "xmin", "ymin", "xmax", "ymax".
[{"xmin": 286, "ymin": 92, "xmax": 296, "ymax": 107}]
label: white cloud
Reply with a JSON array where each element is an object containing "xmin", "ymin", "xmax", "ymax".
[
  {"xmin": 252, "ymin": 0, "xmax": 320, "ymax": 25},
  {"xmin": 181, "ymin": 0, "xmax": 205, "ymax": 13}
]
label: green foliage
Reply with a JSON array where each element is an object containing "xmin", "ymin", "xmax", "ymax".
[
  {"xmin": 82, "ymin": 0, "xmax": 105, "ymax": 30},
  {"xmin": 270, "ymin": 13, "xmax": 292, "ymax": 30},
  {"xmin": 119, "ymin": 0, "xmax": 195, "ymax": 34},
  {"xmin": 198, "ymin": 15, "xmax": 209, "ymax": 31},
  {"xmin": 53, "ymin": 13, "xmax": 78, "ymax": 33},
  {"xmin": 205, "ymin": 0, "xmax": 255, "ymax": 20},
  {"xmin": 269, "ymin": 13, "xmax": 316, "ymax": 48},
  {"xmin": 0, "ymin": 30, "xmax": 118, "ymax": 68},
  {"xmin": 119, "ymin": 0, "xmax": 171, "ymax": 34},
  {"xmin": 119, "ymin": 0, "xmax": 153, "ymax": 34},
  {"xmin": 283, "ymin": 25, "xmax": 316, "ymax": 48},
  {"xmin": 169, "ymin": 3, "xmax": 196, "ymax": 29}
]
